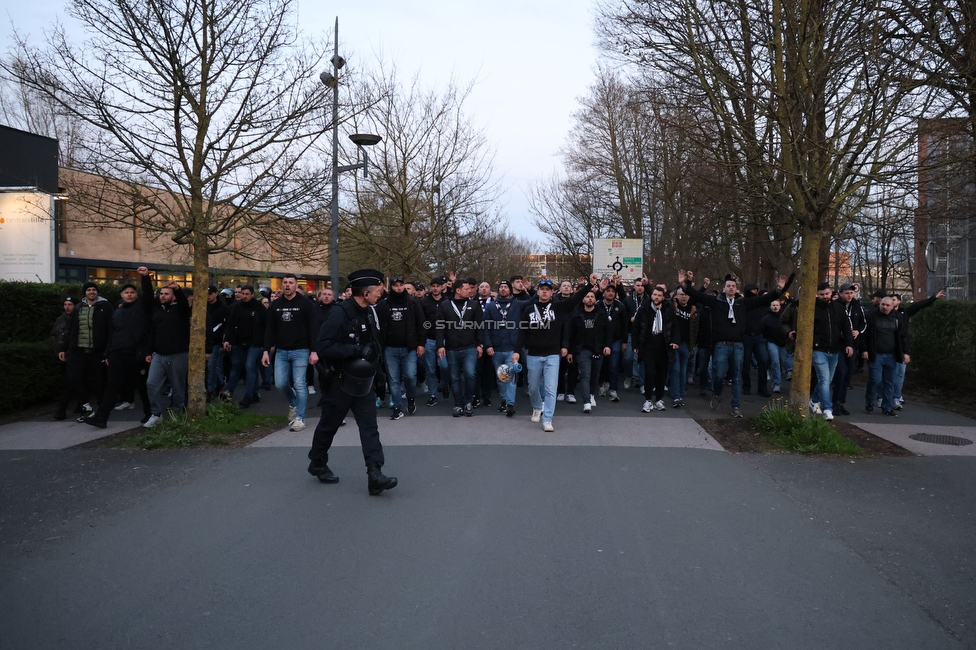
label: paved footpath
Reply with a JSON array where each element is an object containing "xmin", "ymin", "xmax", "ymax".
[{"xmin": 0, "ymin": 383, "xmax": 974, "ymax": 648}]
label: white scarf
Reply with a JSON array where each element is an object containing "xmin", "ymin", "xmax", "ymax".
[
  {"xmin": 652, "ymin": 304, "xmax": 663, "ymax": 334},
  {"xmin": 725, "ymin": 296, "xmax": 736, "ymax": 324}
]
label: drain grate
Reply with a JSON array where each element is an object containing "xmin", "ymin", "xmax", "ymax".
[{"xmin": 909, "ymin": 433, "xmax": 974, "ymax": 446}]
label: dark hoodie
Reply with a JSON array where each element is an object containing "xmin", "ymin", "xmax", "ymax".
[{"xmin": 378, "ymin": 290, "xmax": 425, "ymax": 349}]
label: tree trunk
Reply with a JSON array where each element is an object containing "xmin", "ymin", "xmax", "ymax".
[
  {"xmin": 187, "ymin": 230, "xmax": 210, "ymax": 417},
  {"xmin": 789, "ymin": 226, "xmax": 822, "ymax": 410}
]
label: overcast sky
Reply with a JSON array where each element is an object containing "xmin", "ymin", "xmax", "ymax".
[{"xmin": 2, "ymin": 0, "xmax": 604, "ymax": 248}]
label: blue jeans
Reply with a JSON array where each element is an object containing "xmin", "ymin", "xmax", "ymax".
[
  {"xmin": 576, "ymin": 352, "xmax": 603, "ymax": 401},
  {"xmin": 492, "ymin": 350, "xmax": 517, "ymax": 406},
  {"xmin": 227, "ymin": 345, "xmax": 261, "ymax": 398},
  {"xmin": 866, "ymin": 353, "xmax": 897, "ymax": 411},
  {"xmin": 602, "ymin": 340, "xmax": 622, "ymax": 390},
  {"xmin": 696, "ymin": 345, "xmax": 713, "ymax": 395},
  {"xmin": 425, "ymin": 338, "xmax": 449, "ymax": 396},
  {"xmin": 711, "ymin": 342, "xmax": 744, "ymax": 408},
  {"xmin": 811, "ymin": 351, "xmax": 839, "ymax": 412},
  {"xmin": 527, "ymin": 354, "xmax": 560, "ymax": 422},
  {"xmin": 741, "ymin": 334, "xmax": 770, "ymax": 394},
  {"xmin": 766, "ymin": 342, "xmax": 790, "ymax": 387},
  {"xmin": 207, "ymin": 344, "xmax": 225, "ymax": 393},
  {"xmin": 832, "ymin": 351, "xmax": 856, "ymax": 405},
  {"xmin": 385, "ymin": 347, "xmax": 418, "ymax": 410},
  {"xmin": 669, "ymin": 342, "xmax": 689, "ymax": 400},
  {"xmin": 893, "ymin": 362, "xmax": 906, "ymax": 401},
  {"xmin": 275, "ymin": 348, "xmax": 309, "ymax": 420},
  {"xmin": 446, "ymin": 347, "xmax": 478, "ymax": 408}
]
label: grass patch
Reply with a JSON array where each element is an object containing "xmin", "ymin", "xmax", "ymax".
[
  {"xmin": 752, "ymin": 399, "xmax": 861, "ymax": 455},
  {"xmin": 123, "ymin": 401, "xmax": 288, "ymax": 450}
]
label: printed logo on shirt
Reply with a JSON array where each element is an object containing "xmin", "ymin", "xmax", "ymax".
[
  {"xmin": 392, "ymin": 310, "xmax": 404, "ymax": 321},
  {"xmin": 281, "ymin": 311, "xmax": 293, "ymax": 322}
]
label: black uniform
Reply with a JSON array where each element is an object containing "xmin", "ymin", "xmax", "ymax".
[{"xmin": 309, "ymin": 298, "xmax": 386, "ymax": 468}]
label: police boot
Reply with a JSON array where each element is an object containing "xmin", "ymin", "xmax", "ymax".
[
  {"xmin": 308, "ymin": 458, "xmax": 338, "ymax": 483},
  {"xmin": 366, "ymin": 462, "xmax": 398, "ymax": 496}
]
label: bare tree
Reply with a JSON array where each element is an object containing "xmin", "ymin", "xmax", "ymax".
[
  {"xmin": 599, "ymin": 0, "xmax": 930, "ymax": 408},
  {"xmin": 7, "ymin": 0, "xmax": 344, "ymax": 415},
  {"xmin": 340, "ymin": 64, "xmax": 503, "ymax": 279}
]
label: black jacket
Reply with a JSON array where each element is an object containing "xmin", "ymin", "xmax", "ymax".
[
  {"xmin": 206, "ymin": 299, "xmax": 229, "ymax": 350},
  {"xmin": 596, "ymin": 298, "xmax": 629, "ymax": 342},
  {"xmin": 106, "ymin": 298, "xmax": 151, "ymax": 358},
  {"xmin": 377, "ymin": 292, "xmax": 426, "ymax": 350},
  {"xmin": 224, "ymin": 299, "xmax": 266, "ymax": 347},
  {"xmin": 143, "ymin": 274, "xmax": 190, "ymax": 355},
  {"xmin": 564, "ymin": 307, "xmax": 612, "ymax": 357},
  {"xmin": 683, "ymin": 281, "xmax": 788, "ymax": 343},
  {"xmin": 435, "ymin": 297, "xmax": 484, "ymax": 351},
  {"xmin": 317, "ymin": 299, "xmax": 382, "ymax": 370},
  {"xmin": 517, "ymin": 283, "xmax": 593, "ymax": 356},
  {"xmin": 419, "ymin": 293, "xmax": 447, "ymax": 341},
  {"xmin": 62, "ymin": 298, "xmax": 114, "ymax": 354},
  {"xmin": 812, "ymin": 299, "xmax": 854, "ymax": 354},
  {"xmin": 264, "ymin": 293, "xmax": 317, "ymax": 352},
  {"xmin": 633, "ymin": 301, "xmax": 681, "ymax": 354},
  {"xmin": 863, "ymin": 309, "xmax": 908, "ymax": 363}
]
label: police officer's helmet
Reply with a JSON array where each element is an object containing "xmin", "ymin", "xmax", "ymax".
[
  {"xmin": 340, "ymin": 357, "xmax": 376, "ymax": 397},
  {"xmin": 258, "ymin": 286, "xmax": 271, "ymax": 298}
]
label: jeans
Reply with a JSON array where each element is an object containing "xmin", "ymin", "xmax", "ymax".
[
  {"xmin": 741, "ymin": 334, "xmax": 770, "ymax": 394},
  {"xmin": 811, "ymin": 350, "xmax": 839, "ymax": 412},
  {"xmin": 207, "ymin": 344, "xmax": 225, "ymax": 393},
  {"xmin": 893, "ymin": 362, "xmax": 906, "ymax": 401},
  {"xmin": 696, "ymin": 345, "xmax": 713, "ymax": 395},
  {"xmin": 766, "ymin": 342, "xmax": 791, "ymax": 387},
  {"xmin": 527, "ymin": 353, "xmax": 560, "ymax": 422},
  {"xmin": 446, "ymin": 347, "xmax": 478, "ymax": 408},
  {"xmin": 492, "ymin": 350, "xmax": 517, "ymax": 406},
  {"xmin": 147, "ymin": 352, "xmax": 188, "ymax": 416},
  {"xmin": 227, "ymin": 345, "xmax": 262, "ymax": 398},
  {"xmin": 866, "ymin": 353, "xmax": 897, "ymax": 412},
  {"xmin": 600, "ymin": 340, "xmax": 622, "ymax": 390},
  {"xmin": 711, "ymin": 342, "xmax": 744, "ymax": 408},
  {"xmin": 576, "ymin": 352, "xmax": 603, "ymax": 402},
  {"xmin": 832, "ymin": 351, "xmax": 856, "ymax": 405},
  {"xmin": 669, "ymin": 342, "xmax": 689, "ymax": 400},
  {"xmin": 425, "ymin": 338, "xmax": 449, "ymax": 396},
  {"xmin": 275, "ymin": 348, "xmax": 309, "ymax": 420},
  {"xmin": 385, "ymin": 347, "xmax": 418, "ymax": 410}
]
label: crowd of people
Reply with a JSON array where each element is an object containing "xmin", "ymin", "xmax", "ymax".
[{"xmin": 49, "ymin": 266, "xmax": 945, "ymax": 433}]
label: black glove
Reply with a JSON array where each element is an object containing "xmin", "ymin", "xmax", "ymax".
[{"xmin": 360, "ymin": 344, "xmax": 379, "ymax": 364}]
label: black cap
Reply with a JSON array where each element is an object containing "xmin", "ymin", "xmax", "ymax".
[
  {"xmin": 497, "ymin": 280, "xmax": 511, "ymax": 288},
  {"xmin": 872, "ymin": 289, "xmax": 886, "ymax": 299},
  {"xmin": 82, "ymin": 281, "xmax": 97, "ymax": 292},
  {"xmin": 391, "ymin": 275, "xmax": 404, "ymax": 284},
  {"xmin": 430, "ymin": 276, "xmax": 448, "ymax": 286},
  {"xmin": 839, "ymin": 283, "xmax": 855, "ymax": 292},
  {"xmin": 348, "ymin": 269, "xmax": 385, "ymax": 289},
  {"xmin": 64, "ymin": 296, "xmax": 77, "ymax": 304},
  {"xmin": 208, "ymin": 285, "xmax": 218, "ymax": 294}
]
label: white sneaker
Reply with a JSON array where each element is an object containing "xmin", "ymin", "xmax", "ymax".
[
  {"xmin": 823, "ymin": 409, "xmax": 834, "ymax": 421},
  {"xmin": 557, "ymin": 393, "xmax": 565, "ymax": 402},
  {"xmin": 589, "ymin": 395, "xmax": 596, "ymax": 406},
  {"xmin": 143, "ymin": 414, "xmax": 162, "ymax": 428},
  {"xmin": 288, "ymin": 405, "xmax": 297, "ymax": 421},
  {"xmin": 623, "ymin": 377, "xmax": 632, "ymax": 389},
  {"xmin": 530, "ymin": 409, "xmax": 542, "ymax": 423},
  {"xmin": 542, "ymin": 421, "xmax": 554, "ymax": 432},
  {"xmin": 654, "ymin": 400, "xmax": 666, "ymax": 411},
  {"xmin": 583, "ymin": 402, "xmax": 592, "ymax": 413},
  {"xmin": 599, "ymin": 383, "xmax": 608, "ymax": 397},
  {"xmin": 642, "ymin": 400, "xmax": 653, "ymax": 413},
  {"xmin": 773, "ymin": 384, "xmax": 781, "ymax": 393},
  {"xmin": 290, "ymin": 418, "xmax": 307, "ymax": 431},
  {"xmin": 114, "ymin": 401, "xmax": 134, "ymax": 411},
  {"xmin": 810, "ymin": 402, "xmax": 823, "ymax": 415},
  {"xmin": 609, "ymin": 390, "xmax": 619, "ymax": 402},
  {"xmin": 308, "ymin": 386, "xmax": 316, "ymax": 395},
  {"xmin": 876, "ymin": 398, "xmax": 882, "ymax": 408},
  {"xmin": 566, "ymin": 394, "xmax": 577, "ymax": 404},
  {"xmin": 894, "ymin": 400, "xmax": 903, "ymax": 411}
]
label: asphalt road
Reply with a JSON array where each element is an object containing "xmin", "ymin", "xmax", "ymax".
[{"xmin": 1, "ymin": 443, "xmax": 973, "ymax": 649}]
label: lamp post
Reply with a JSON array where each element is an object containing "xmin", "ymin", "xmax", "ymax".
[{"xmin": 319, "ymin": 17, "xmax": 382, "ymax": 289}]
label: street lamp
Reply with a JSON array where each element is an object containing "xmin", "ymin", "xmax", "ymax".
[{"xmin": 320, "ymin": 17, "xmax": 382, "ymax": 289}]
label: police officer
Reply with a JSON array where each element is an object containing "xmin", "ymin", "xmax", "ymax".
[{"xmin": 308, "ymin": 269, "xmax": 398, "ymax": 496}]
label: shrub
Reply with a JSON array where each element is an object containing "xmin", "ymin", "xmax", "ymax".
[
  {"xmin": 908, "ymin": 300, "xmax": 976, "ymax": 394},
  {"xmin": 753, "ymin": 400, "xmax": 861, "ymax": 455},
  {"xmin": 124, "ymin": 401, "xmax": 287, "ymax": 449},
  {"xmin": 0, "ymin": 281, "xmax": 123, "ymax": 344},
  {"xmin": 0, "ymin": 342, "xmax": 62, "ymax": 413}
]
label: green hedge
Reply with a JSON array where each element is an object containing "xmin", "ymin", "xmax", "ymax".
[
  {"xmin": 0, "ymin": 342, "xmax": 62, "ymax": 413},
  {"xmin": 0, "ymin": 281, "xmax": 122, "ymax": 344},
  {"xmin": 908, "ymin": 300, "xmax": 976, "ymax": 393}
]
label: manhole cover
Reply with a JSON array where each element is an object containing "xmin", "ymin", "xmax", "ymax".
[{"xmin": 909, "ymin": 433, "xmax": 973, "ymax": 446}]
